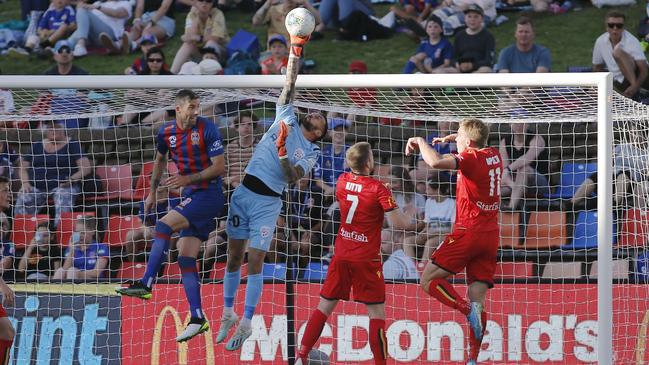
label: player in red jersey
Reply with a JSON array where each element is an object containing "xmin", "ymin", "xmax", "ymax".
[
  {"xmin": 296, "ymin": 142, "xmax": 419, "ymax": 365},
  {"xmin": 405, "ymin": 118, "xmax": 502, "ymax": 365},
  {"xmin": 0, "ymin": 176, "xmax": 15, "ymax": 364}
]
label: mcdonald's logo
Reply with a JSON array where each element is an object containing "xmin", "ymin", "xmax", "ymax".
[
  {"xmin": 151, "ymin": 305, "xmax": 215, "ymax": 365},
  {"xmin": 635, "ymin": 309, "xmax": 649, "ymax": 365}
]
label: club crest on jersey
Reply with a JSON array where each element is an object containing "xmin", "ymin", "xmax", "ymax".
[
  {"xmin": 191, "ymin": 131, "xmax": 200, "ymax": 145},
  {"xmin": 168, "ymin": 135, "xmax": 177, "ymax": 148},
  {"xmin": 260, "ymin": 226, "xmax": 272, "ymax": 238},
  {"xmin": 293, "ymin": 148, "xmax": 305, "ymax": 160}
]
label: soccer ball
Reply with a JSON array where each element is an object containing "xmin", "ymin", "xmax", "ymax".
[{"xmin": 285, "ymin": 8, "xmax": 316, "ymax": 37}]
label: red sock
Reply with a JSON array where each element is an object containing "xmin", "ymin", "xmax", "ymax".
[
  {"xmin": 298, "ymin": 309, "xmax": 328, "ymax": 359},
  {"xmin": 369, "ymin": 319, "xmax": 387, "ymax": 365},
  {"xmin": 427, "ymin": 279, "xmax": 470, "ymax": 315},
  {"xmin": 0, "ymin": 339, "xmax": 12, "ymax": 365}
]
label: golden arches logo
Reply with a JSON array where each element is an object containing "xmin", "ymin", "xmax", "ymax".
[
  {"xmin": 151, "ymin": 305, "xmax": 215, "ymax": 365},
  {"xmin": 635, "ymin": 309, "xmax": 649, "ymax": 365}
]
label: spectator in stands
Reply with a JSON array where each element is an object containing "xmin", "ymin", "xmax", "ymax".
[
  {"xmin": 14, "ymin": 0, "xmax": 77, "ymax": 57},
  {"xmin": 124, "ymin": 34, "xmax": 158, "ymax": 75},
  {"xmin": 43, "ymin": 40, "xmax": 89, "ymax": 75},
  {"xmin": 497, "ymin": 17, "xmax": 551, "ymax": 73},
  {"xmin": 123, "ymin": 0, "xmax": 175, "ymax": 54},
  {"xmin": 20, "ymin": 0, "xmax": 52, "ymax": 57},
  {"xmin": 381, "ymin": 229, "xmax": 419, "ymax": 280},
  {"xmin": 15, "ymin": 120, "xmax": 93, "ymax": 225},
  {"xmin": 0, "ymin": 213, "xmax": 15, "ymax": 279},
  {"xmin": 388, "ymin": 167, "xmax": 425, "ymax": 248},
  {"xmin": 178, "ymin": 46, "xmax": 223, "ymax": 75},
  {"xmin": 437, "ymin": 4, "xmax": 495, "ymax": 73},
  {"xmin": 252, "ymin": 0, "xmax": 323, "ymax": 40},
  {"xmin": 170, "ymin": 0, "xmax": 229, "ymax": 74},
  {"xmin": 318, "ymin": 0, "xmax": 373, "ymax": 28},
  {"xmin": 0, "ymin": 71, "xmax": 15, "ymax": 121},
  {"xmin": 260, "ymin": 34, "xmax": 288, "ymax": 75},
  {"xmin": 223, "ymin": 111, "xmax": 258, "ymax": 191},
  {"xmin": 281, "ymin": 172, "xmax": 325, "ymax": 269},
  {"xmin": 433, "ymin": 0, "xmax": 496, "ymax": 37},
  {"xmin": 391, "ymin": 0, "xmax": 435, "ymax": 24},
  {"xmin": 312, "ymin": 118, "xmax": 349, "ymax": 196},
  {"xmin": 0, "ymin": 142, "xmax": 18, "ymax": 180},
  {"xmin": 403, "ymin": 15, "xmax": 453, "ymax": 74},
  {"xmin": 66, "ymin": 0, "xmax": 132, "ymax": 57},
  {"xmin": 593, "ymin": 10, "xmax": 649, "ymax": 99},
  {"xmin": 499, "ymin": 122, "xmax": 549, "ymax": 210},
  {"xmin": 346, "ymin": 60, "xmax": 378, "ymax": 124},
  {"xmin": 125, "ymin": 182, "xmax": 180, "ymax": 260},
  {"xmin": 53, "ymin": 216, "xmax": 109, "ymax": 280},
  {"xmin": 138, "ymin": 47, "xmax": 173, "ymax": 75},
  {"xmin": 403, "ymin": 173, "xmax": 455, "ymax": 262},
  {"xmin": 17, "ymin": 221, "xmax": 62, "ymax": 280},
  {"xmin": 411, "ymin": 120, "xmax": 457, "ymax": 194}
]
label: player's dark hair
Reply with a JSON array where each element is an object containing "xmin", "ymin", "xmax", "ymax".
[
  {"xmin": 605, "ymin": 10, "xmax": 625, "ymax": 21},
  {"xmin": 461, "ymin": 118, "xmax": 489, "ymax": 148},
  {"xmin": 0, "ymin": 176, "xmax": 9, "ymax": 185},
  {"xmin": 299, "ymin": 112, "xmax": 328, "ymax": 142},
  {"xmin": 346, "ymin": 142, "xmax": 372, "ymax": 172},
  {"xmin": 234, "ymin": 110, "xmax": 259, "ymax": 128},
  {"xmin": 76, "ymin": 215, "xmax": 97, "ymax": 232},
  {"xmin": 516, "ymin": 16, "xmax": 534, "ymax": 28},
  {"xmin": 175, "ymin": 89, "xmax": 199, "ymax": 106}
]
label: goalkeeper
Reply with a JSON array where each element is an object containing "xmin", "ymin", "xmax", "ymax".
[{"xmin": 217, "ymin": 33, "xmax": 328, "ymax": 351}]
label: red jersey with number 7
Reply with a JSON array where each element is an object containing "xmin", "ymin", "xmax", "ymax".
[
  {"xmin": 334, "ymin": 172, "xmax": 399, "ymax": 262},
  {"xmin": 453, "ymin": 147, "xmax": 502, "ymax": 231}
]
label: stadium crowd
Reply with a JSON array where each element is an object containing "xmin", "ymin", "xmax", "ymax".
[{"xmin": 0, "ymin": 0, "xmax": 647, "ymax": 283}]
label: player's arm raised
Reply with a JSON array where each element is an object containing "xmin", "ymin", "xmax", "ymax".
[
  {"xmin": 278, "ymin": 33, "xmax": 309, "ymax": 106},
  {"xmin": 405, "ymin": 136, "xmax": 458, "ymax": 170}
]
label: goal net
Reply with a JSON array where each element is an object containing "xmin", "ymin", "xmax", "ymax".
[{"xmin": 0, "ymin": 74, "xmax": 645, "ymax": 365}]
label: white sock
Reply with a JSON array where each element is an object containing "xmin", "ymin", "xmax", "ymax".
[{"xmin": 223, "ymin": 307, "xmax": 234, "ymax": 317}]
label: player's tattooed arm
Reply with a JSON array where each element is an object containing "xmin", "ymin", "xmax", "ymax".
[
  {"xmin": 150, "ymin": 151, "xmax": 168, "ymax": 191},
  {"xmin": 278, "ymin": 54, "xmax": 300, "ymax": 106},
  {"xmin": 279, "ymin": 158, "xmax": 306, "ymax": 183}
]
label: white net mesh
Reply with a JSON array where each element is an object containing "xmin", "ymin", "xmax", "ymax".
[{"xmin": 0, "ymin": 78, "xmax": 646, "ymax": 364}]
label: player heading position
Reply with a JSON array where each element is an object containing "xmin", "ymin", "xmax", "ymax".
[
  {"xmin": 0, "ymin": 176, "xmax": 15, "ymax": 363},
  {"xmin": 296, "ymin": 142, "xmax": 418, "ymax": 365},
  {"xmin": 117, "ymin": 89, "xmax": 226, "ymax": 342},
  {"xmin": 217, "ymin": 31, "xmax": 328, "ymax": 351},
  {"xmin": 405, "ymin": 118, "xmax": 502, "ymax": 365}
]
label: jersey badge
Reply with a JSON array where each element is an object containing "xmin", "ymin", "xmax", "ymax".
[
  {"xmin": 168, "ymin": 135, "xmax": 177, "ymax": 148},
  {"xmin": 191, "ymin": 131, "xmax": 200, "ymax": 145}
]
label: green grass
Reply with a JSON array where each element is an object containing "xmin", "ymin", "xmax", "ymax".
[{"xmin": 0, "ymin": 2, "xmax": 645, "ymax": 75}]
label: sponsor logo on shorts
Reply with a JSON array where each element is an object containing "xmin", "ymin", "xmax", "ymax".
[
  {"xmin": 177, "ymin": 197, "xmax": 192, "ymax": 210},
  {"xmin": 260, "ymin": 226, "xmax": 272, "ymax": 238}
]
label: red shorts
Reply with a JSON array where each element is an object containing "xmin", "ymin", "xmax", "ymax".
[
  {"xmin": 0, "ymin": 304, "xmax": 6, "ymax": 318},
  {"xmin": 320, "ymin": 258, "xmax": 385, "ymax": 304},
  {"xmin": 430, "ymin": 228, "xmax": 499, "ymax": 287}
]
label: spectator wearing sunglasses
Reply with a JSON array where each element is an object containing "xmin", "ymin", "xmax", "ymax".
[
  {"xmin": 593, "ymin": 10, "xmax": 649, "ymax": 99},
  {"xmin": 170, "ymin": 0, "xmax": 229, "ymax": 74},
  {"xmin": 43, "ymin": 40, "xmax": 89, "ymax": 75},
  {"xmin": 138, "ymin": 46, "xmax": 173, "ymax": 75}
]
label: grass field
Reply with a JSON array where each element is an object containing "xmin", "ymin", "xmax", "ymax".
[{"xmin": 0, "ymin": 1, "xmax": 645, "ymax": 75}]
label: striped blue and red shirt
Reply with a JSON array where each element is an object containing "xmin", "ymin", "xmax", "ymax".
[{"xmin": 156, "ymin": 117, "xmax": 225, "ymax": 195}]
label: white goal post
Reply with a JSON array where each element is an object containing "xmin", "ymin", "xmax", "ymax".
[{"xmin": 0, "ymin": 72, "xmax": 619, "ymax": 364}]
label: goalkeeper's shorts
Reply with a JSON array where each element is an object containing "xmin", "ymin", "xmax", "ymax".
[{"xmin": 226, "ymin": 185, "xmax": 282, "ymax": 252}]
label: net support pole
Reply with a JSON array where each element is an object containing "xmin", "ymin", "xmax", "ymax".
[{"xmin": 596, "ymin": 72, "xmax": 613, "ymax": 365}]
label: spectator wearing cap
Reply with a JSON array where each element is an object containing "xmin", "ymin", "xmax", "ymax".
[
  {"xmin": 313, "ymin": 118, "xmax": 350, "ymax": 195},
  {"xmin": 403, "ymin": 172, "xmax": 455, "ymax": 262},
  {"xmin": 138, "ymin": 47, "xmax": 173, "ymax": 75},
  {"xmin": 437, "ymin": 4, "xmax": 495, "ymax": 73},
  {"xmin": 391, "ymin": 0, "xmax": 435, "ymax": 24},
  {"xmin": 43, "ymin": 40, "xmax": 89, "ymax": 75},
  {"xmin": 124, "ymin": 34, "xmax": 158, "ymax": 74},
  {"xmin": 593, "ymin": 10, "xmax": 649, "ymax": 99},
  {"xmin": 66, "ymin": 0, "xmax": 132, "ymax": 57},
  {"xmin": 170, "ymin": 0, "xmax": 229, "ymax": 74},
  {"xmin": 497, "ymin": 16, "xmax": 551, "ymax": 73},
  {"xmin": 346, "ymin": 60, "xmax": 378, "ymax": 122},
  {"xmin": 253, "ymin": 0, "xmax": 324, "ymax": 40},
  {"xmin": 260, "ymin": 33, "xmax": 288, "ymax": 75},
  {"xmin": 403, "ymin": 15, "xmax": 453, "ymax": 74},
  {"xmin": 123, "ymin": 0, "xmax": 175, "ymax": 54},
  {"xmin": 15, "ymin": 0, "xmax": 77, "ymax": 57},
  {"xmin": 433, "ymin": 0, "xmax": 496, "ymax": 37},
  {"xmin": 178, "ymin": 58, "xmax": 223, "ymax": 75},
  {"xmin": 16, "ymin": 120, "xmax": 93, "ymax": 226}
]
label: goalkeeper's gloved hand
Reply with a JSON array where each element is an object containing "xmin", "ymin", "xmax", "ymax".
[
  {"xmin": 289, "ymin": 35, "xmax": 310, "ymax": 58},
  {"xmin": 276, "ymin": 121, "xmax": 289, "ymax": 159}
]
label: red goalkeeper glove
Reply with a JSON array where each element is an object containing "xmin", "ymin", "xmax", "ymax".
[
  {"xmin": 276, "ymin": 121, "xmax": 289, "ymax": 159},
  {"xmin": 289, "ymin": 35, "xmax": 310, "ymax": 58}
]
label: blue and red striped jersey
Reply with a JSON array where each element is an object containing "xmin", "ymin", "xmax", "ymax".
[{"xmin": 156, "ymin": 117, "xmax": 225, "ymax": 194}]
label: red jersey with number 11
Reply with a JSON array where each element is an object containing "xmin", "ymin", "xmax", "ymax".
[
  {"xmin": 453, "ymin": 147, "xmax": 502, "ymax": 231},
  {"xmin": 334, "ymin": 172, "xmax": 399, "ymax": 262}
]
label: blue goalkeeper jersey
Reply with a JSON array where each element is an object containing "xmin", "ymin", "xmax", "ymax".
[{"xmin": 245, "ymin": 104, "xmax": 320, "ymax": 194}]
